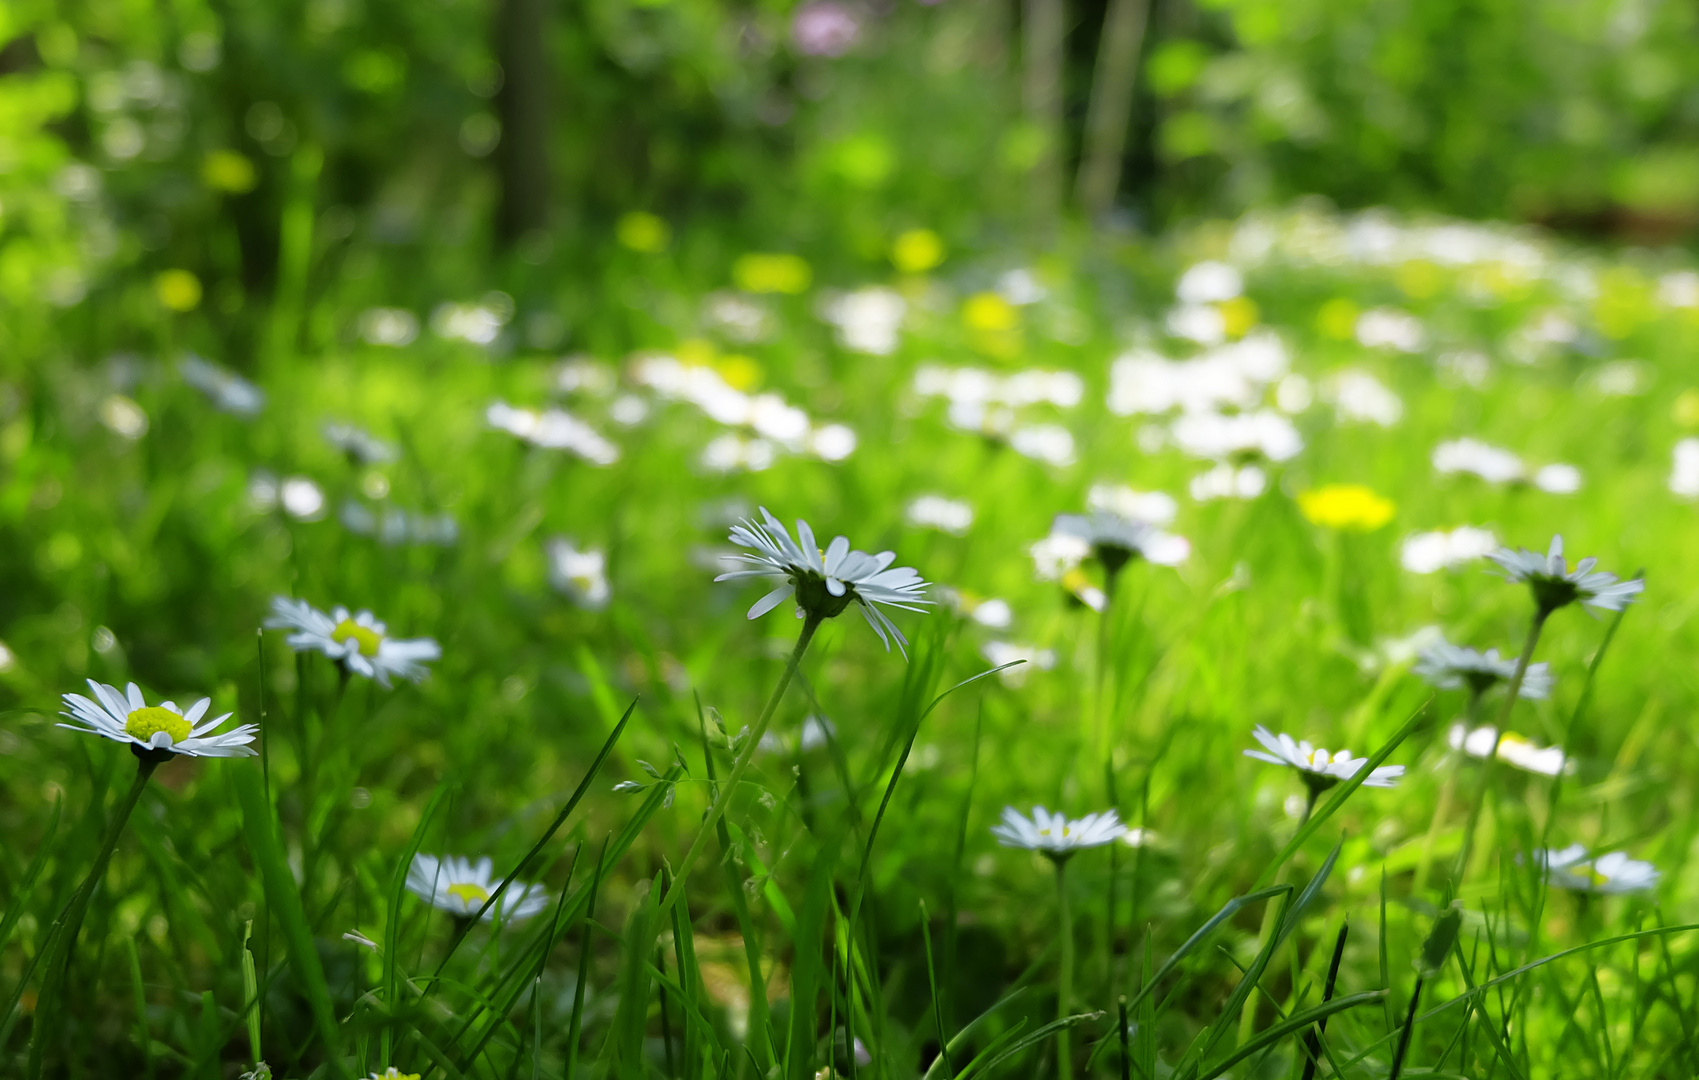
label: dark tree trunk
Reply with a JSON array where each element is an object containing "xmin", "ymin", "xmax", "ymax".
[{"xmin": 495, "ymin": 0, "xmax": 551, "ymax": 245}]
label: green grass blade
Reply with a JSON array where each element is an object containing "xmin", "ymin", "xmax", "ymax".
[
  {"xmin": 1194, "ymin": 991, "xmax": 1388, "ymax": 1080},
  {"xmin": 231, "ymin": 758, "xmax": 349, "ymax": 1079}
]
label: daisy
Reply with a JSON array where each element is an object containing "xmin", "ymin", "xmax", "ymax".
[
  {"xmin": 1050, "ymin": 511, "xmax": 1190, "ymax": 578},
  {"xmin": 1447, "ymin": 725, "xmax": 1568, "ymax": 776},
  {"xmin": 1245, "ymin": 724, "xmax": 1403, "ymax": 797},
  {"xmin": 1400, "ymin": 527, "xmax": 1497, "ymax": 574},
  {"xmin": 323, "ymin": 421, "xmax": 397, "ymax": 465},
  {"xmin": 180, "ymin": 354, "xmax": 265, "ymax": 416},
  {"xmin": 369, "ymin": 1070, "xmax": 421, "ymax": 1080},
  {"xmin": 59, "ymin": 680, "xmax": 258, "ymax": 760},
  {"xmin": 1487, "ymin": 535, "xmax": 1644, "ymax": 615},
  {"xmin": 265, "ymin": 597, "xmax": 441, "ymax": 687},
  {"xmin": 1415, "ymin": 639, "xmax": 1554, "ymax": 700},
  {"xmin": 990, "ymin": 806, "xmax": 1125, "ymax": 861},
  {"xmin": 905, "ymin": 494, "xmax": 974, "ymax": 536},
  {"xmin": 1539, "ymin": 845, "xmax": 1659, "ymax": 895},
  {"xmin": 405, "ymin": 854, "xmax": 550, "ymax": 922},
  {"xmin": 546, "ymin": 537, "xmax": 611, "ymax": 610},
  {"xmin": 714, "ymin": 508, "xmax": 930, "ymax": 654}
]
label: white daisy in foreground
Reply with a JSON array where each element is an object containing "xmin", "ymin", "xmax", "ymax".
[
  {"xmin": 546, "ymin": 537, "xmax": 611, "ymax": 610},
  {"xmin": 266, "ymin": 597, "xmax": 441, "ymax": 687},
  {"xmin": 1415, "ymin": 639, "xmax": 1553, "ymax": 700},
  {"xmin": 405, "ymin": 854, "xmax": 550, "ymax": 922},
  {"xmin": 1245, "ymin": 724, "xmax": 1403, "ymax": 797},
  {"xmin": 1447, "ymin": 725, "xmax": 1568, "ymax": 776},
  {"xmin": 60, "ymin": 680, "xmax": 258, "ymax": 760},
  {"xmin": 1539, "ymin": 845, "xmax": 1659, "ymax": 895},
  {"xmin": 1487, "ymin": 535, "xmax": 1643, "ymax": 615},
  {"xmin": 991, "ymin": 806, "xmax": 1124, "ymax": 860},
  {"xmin": 715, "ymin": 507, "xmax": 930, "ymax": 654}
]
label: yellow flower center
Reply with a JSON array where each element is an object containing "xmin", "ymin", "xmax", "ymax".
[
  {"xmin": 125, "ymin": 706, "xmax": 191, "ymax": 745},
  {"xmin": 446, "ymin": 882, "xmax": 490, "ymax": 905},
  {"xmin": 1583, "ymin": 866, "xmax": 1613, "ymax": 888},
  {"xmin": 331, "ymin": 618, "xmax": 383, "ymax": 657}
]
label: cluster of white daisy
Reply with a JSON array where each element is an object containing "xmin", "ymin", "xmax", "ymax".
[
  {"xmin": 1432, "ymin": 437, "xmax": 1582, "ymax": 494},
  {"xmin": 546, "ymin": 537, "xmax": 612, "ymax": 610},
  {"xmin": 485, "ymin": 401, "xmax": 621, "ymax": 465},
  {"xmin": 819, "ymin": 286, "xmax": 906, "ymax": 355},
  {"xmin": 631, "ymin": 354, "xmax": 856, "ymax": 469},
  {"xmin": 339, "ymin": 501, "xmax": 458, "ymax": 546},
  {"xmin": 912, "ymin": 364, "xmax": 1084, "ymax": 466}
]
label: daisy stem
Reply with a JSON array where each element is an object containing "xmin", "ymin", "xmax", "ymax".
[
  {"xmin": 1055, "ymin": 856, "xmax": 1074, "ymax": 1080},
  {"xmin": 1412, "ymin": 687, "xmax": 1480, "ymax": 896},
  {"xmin": 1454, "ymin": 609, "xmax": 1548, "ymax": 888},
  {"xmin": 656, "ymin": 614, "xmax": 821, "ymax": 919},
  {"xmin": 27, "ymin": 756, "xmax": 159, "ymax": 1079},
  {"xmin": 1237, "ymin": 788, "xmax": 1314, "ymax": 1046}
]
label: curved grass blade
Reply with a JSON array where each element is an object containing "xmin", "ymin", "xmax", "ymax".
[{"xmin": 1193, "ymin": 991, "xmax": 1387, "ymax": 1080}]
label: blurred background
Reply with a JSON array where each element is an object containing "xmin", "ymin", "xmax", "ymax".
[{"xmin": 9, "ymin": 0, "xmax": 1699, "ymax": 353}]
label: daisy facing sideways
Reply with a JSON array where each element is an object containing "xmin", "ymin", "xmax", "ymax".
[
  {"xmin": 715, "ymin": 507, "xmax": 930, "ymax": 654},
  {"xmin": 60, "ymin": 680, "xmax": 258, "ymax": 760},
  {"xmin": 1539, "ymin": 845, "xmax": 1659, "ymax": 895},
  {"xmin": 405, "ymin": 854, "xmax": 550, "ymax": 923},
  {"xmin": 991, "ymin": 806, "xmax": 1125, "ymax": 861},
  {"xmin": 266, "ymin": 596, "xmax": 440, "ymax": 687},
  {"xmin": 1245, "ymin": 724, "xmax": 1404, "ymax": 798}
]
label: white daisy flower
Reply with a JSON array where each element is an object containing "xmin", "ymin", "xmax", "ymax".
[
  {"xmin": 180, "ymin": 354, "xmax": 265, "ymax": 415},
  {"xmin": 1671, "ymin": 438, "xmax": 1699, "ymax": 498},
  {"xmin": 405, "ymin": 854, "xmax": 549, "ymax": 922},
  {"xmin": 546, "ymin": 537, "xmax": 611, "ymax": 610},
  {"xmin": 368, "ymin": 1068, "xmax": 421, "ymax": 1080},
  {"xmin": 980, "ymin": 640, "xmax": 1056, "ymax": 685},
  {"xmin": 1539, "ymin": 845, "xmax": 1659, "ymax": 895},
  {"xmin": 1532, "ymin": 463, "xmax": 1582, "ymax": 494},
  {"xmin": 486, "ymin": 401, "xmax": 620, "ymax": 465},
  {"xmin": 1447, "ymin": 725, "xmax": 1568, "ymax": 776},
  {"xmin": 1414, "ymin": 639, "xmax": 1554, "ymax": 699},
  {"xmin": 905, "ymin": 494, "xmax": 974, "ymax": 536},
  {"xmin": 715, "ymin": 508, "xmax": 931, "ymax": 654},
  {"xmin": 1244, "ymin": 724, "xmax": 1403, "ymax": 795},
  {"xmin": 59, "ymin": 680, "xmax": 258, "ymax": 759},
  {"xmin": 1190, "ymin": 463, "xmax": 1267, "ymax": 501},
  {"xmin": 1170, "ymin": 409, "xmax": 1303, "ymax": 464},
  {"xmin": 265, "ymin": 597, "xmax": 441, "ymax": 687},
  {"xmin": 1087, "ymin": 484, "xmax": 1177, "ymax": 526},
  {"xmin": 1487, "ymin": 535, "xmax": 1644, "ymax": 614},
  {"xmin": 1400, "ymin": 527, "xmax": 1498, "ymax": 574},
  {"xmin": 323, "ymin": 421, "xmax": 397, "ymax": 465},
  {"xmin": 1432, "ymin": 438, "xmax": 1525, "ymax": 484},
  {"xmin": 991, "ymin": 806, "xmax": 1124, "ymax": 859},
  {"xmin": 1051, "ymin": 511, "xmax": 1190, "ymax": 575}
]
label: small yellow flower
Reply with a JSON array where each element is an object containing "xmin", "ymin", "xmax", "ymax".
[
  {"xmin": 1218, "ymin": 295, "xmax": 1259, "ymax": 338},
  {"xmin": 733, "ymin": 253, "xmax": 812, "ymax": 295},
  {"xmin": 962, "ymin": 292, "xmax": 1016, "ymax": 333},
  {"xmin": 1674, "ymin": 389, "xmax": 1699, "ymax": 428},
  {"xmin": 891, "ymin": 228, "xmax": 945, "ymax": 274},
  {"xmin": 616, "ymin": 211, "xmax": 670, "ymax": 253},
  {"xmin": 155, "ymin": 270, "xmax": 202, "ymax": 312},
  {"xmin": 1298, "ymin": 484, "xmax": 1395, "ymax": 531},
  {"xmin": 715, "ymin": 354, "xmax": 762, "ymax": 390},
  {"xmin": 202, "ymin": 150, "xmax": 257, "ymax": 193},
  {"xmin": 1314, "ymin": 297, "xmax": 1358, "ymax": 340}
]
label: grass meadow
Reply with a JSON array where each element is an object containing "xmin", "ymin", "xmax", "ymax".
[{"xmin": 6, "ymin": 205, "xmax": 1699, "ymax": 1079}]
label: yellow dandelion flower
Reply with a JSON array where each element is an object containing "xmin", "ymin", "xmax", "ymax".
[
  {"xmin": 1218, "ymin": 295, "xmax": 1259, "ymax": 338},
  {"xmin": 891, "ymin": 228, "xmax": 945, "ymax": 274},
  {"xmin": 1298, "ymin": 484, "xmax": 1395, "ymax": 531},
  {"xmin": 962, "ymin": 292, "xmax": 1017, "ymax": 333},
  {"xmin": 715, "ymin": 354, "xmax": 762, "ymax": 391},
  {"xmin": 155, "ymin": 270, "xmax": 202, "ymax": 312},
  {"xmin": 733, "ymin": 253, "xmax": 812, "ymax": 295},
  {"xmin": 616, "ymin": 211, "xmax": 671, "ymax": 254}
]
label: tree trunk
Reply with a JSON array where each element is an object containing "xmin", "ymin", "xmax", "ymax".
[
  {"xmin": 495, "ymin": 0, "xmax": 551, "ymax": 245},
  {"xmin": 1075, "ymin": 0, "xmax": 1150, "ymax": 217},
  {"xmin": 1022, "ymin": 0, "xmax": 1065, "ymax": 224}
]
